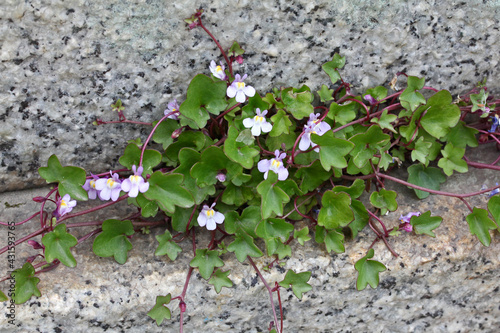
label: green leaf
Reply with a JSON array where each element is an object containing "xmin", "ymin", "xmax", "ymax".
[
  {"xmin": 147, "ymin": 294, "xmax": 172, "ymax": 325},
  {"xmin": 311, "ymin": 132, "xmax": 355, "ymax": 171},
  {"xmin": 209, "ymin": 269, "xmax": 233, "ymax": 293},
  {"xmin": 257, "ymin": 173, "xmax": 290, "ymax": 218},
  {"xmin": 256, "ymin": 218, "xmax": 294, "ymax": 242},
  {"xmin": 315, "ymin": 226, "xmax": 345, "ymax": 253},
  {"xmin": 438, "ymin": 143, "xmax": 468, "ymax": 176},
  {"xmin": 227, "ymin": 230, "xmax": 263, "ymax": 262},
  {"xmin": 189, "ymin": 249, "xmax": 224, "ymax": 280},
  {"xmin": 365, "ymin": 86, "xmax": 388, "ymax": 101},
  {"xmin": 11, "ymin": 262, "xmax": 41, "ymax": 304},
  {"xmin": 38, "ymin": 155, "xmax": 88, "ymax": 201},
  {"xmin": 165, "ymin": 131, "xmax": 207, "ymax": 163},
  {"xmin": 228, "ymin": 41, "xmax": 245, "ymax": 57},
  {"xmin": 370, "ymin": 109, "xmax": 397, "ymax": 133},
  {"xmin": 411, "ymin": 137, "xmax": 433, "ymax": 166},
  {"xmin": 294, "ymin": 227, "xmax": 311, "ymax": 245},
  {"xmin": 135, "ymin": 193, "xmax": 159, "ymax": 218},
  {"xmin": 327, "ymin": 101, "xmax": 358, "ymax": 125},
  {"xmin": 400, "ymin": 76, "xmax": 426, "ymax": 112},
  {"xmin": 224, "ymin": 206, "xmax": 261, "ymax": 237},
  {"xmin": 322, "ymin": 53, "xmax": 346, "ymax": 84},
  {"xmin": 317, "ymin": 84, "xmax": 334, "ymax": 102},
  {"xmin": 119, "ymin": 143, "xmax": 162, "ymax": 176},
  {"xmin": 224, "ymin": 126, "xmax": 260, "ymax": 169},
  {"xmin": 420, "ymin": 90, "xmax": 461, "ymax": 139},
  {"xmin": 331, "ymin": 179, "xmax": 365, "ymax": 199},
  {"xmin": 410, "ymin": 211, "xmax": 443, "ymax": 237},
  {"xmin": 170, "ymin": 207, "xmax": 195, "ymax": 232},
  {"xmin": 318, "ymin": 191, "xmax": 354, "ymax": 229},
  {"xmin": 0, "ymin": 289, "xmax": 7, "ymax": 302},
  {"xmin": 278, "ymin": 269, "xmax": 312, "ymax": 299},
  {"xmin": 354, "ymin": 248, "xmax": 386, "ymax": 290},
  {"xmin": 470, "ymin": 88, "xmax": 489, "ymax": 113},
  {"xmin": 41, "ymin": 224, "xmax": 78, "ymax": 267},
  {"xmin": 369, "ymin": 189, "xmax": 398, "ymax": 215},
  {"xmin": 269, "ymin": 109, "xmax": 293, "ymax": 137},
  {"xmin": 92, "ymin": 219, "xmax": 134, "ymax": 264},
  {"xmin": 295, "ymin": 160, "xmax": 332, "ymax": 193},
  {"xmin": 152, "ymin": 119, "xmax": 180, "ymax": 149},
  {"xmin": 487, "ymin": 196, "xmax": 500, "ymax": 229},
  {"xmin": 191, "ymin": 146, "xmax": 242, "ymax": 187},
  {"xmin": 407, "ymin": 164, "xmax": 447, "ymax": 199},
  {"xmin": 179, "ymin": 74, "xmax": 228, "ymax": 128},
  {"xmin": 221, "ymin": 183, "xmax": 254, "ymax": 206},
  {"xmin": 144, "ymin": 172, "xmax": 194, "ymax": 213},
  {"xmin": 443, "ymin": 121, "xmax": 478, "ymax": 148},
  {"xmin": 466, "ymin": 208, "xmax": 498, "ymax": 246},
  {"xmin": 348, "ymin": 125, "xmax": 390, "ymax": 168},
  {"xmin": 155, "ymin": 230, "xmax": 182, "ymax": 261},
  {"xmin": 282, "ymin": 86, "xmax": 314, "ymax": 120},
  {"xmin": 348, "ymin": 199, "xmax": 369, "ymax": 238}
]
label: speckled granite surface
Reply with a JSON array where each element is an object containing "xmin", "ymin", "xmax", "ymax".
[
  {"xmin": 0, "ymin": 144, "xmax": 499, "ymax": 332},
  {"xmin": 1, "ymin": 0, "xmax": 499, "ymax": 191}
]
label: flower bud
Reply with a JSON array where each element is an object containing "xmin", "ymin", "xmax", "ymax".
[
  {"xmin": 27, "ymin": 240, "xmax": 44, "ymax": 250},
  {"xmin": 33, "ymin": 196, "xmax": 46, "ymax": 203},
  {"xmin": 216, "ymin": 172, "xmax": 226, "ymax": 182},
  {"xmin": 179, "ymin": 301, "xmax": 187, "ymax": 313},
  {"xmin": 172, "ymin": 128, "xmax": 183, "ymax": 139}
]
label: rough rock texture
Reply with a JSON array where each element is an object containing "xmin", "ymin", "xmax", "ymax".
[
  {"xmin": 0, "ymin": 144, "xmax": 499, "ymax": 331},
  {"xmin": 1, "ymin": 0, "xmax": 499, "ymax": 191}
]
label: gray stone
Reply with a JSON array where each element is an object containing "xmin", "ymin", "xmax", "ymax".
[{"xmin": 1, "ymin": 0, "xmax": 499, "ymax": 191}]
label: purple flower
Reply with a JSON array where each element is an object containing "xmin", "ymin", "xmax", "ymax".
[
  {"xmin": 56, "ymin": 194, "xmax": 76, "ymax": 218},
  {"xmin": 216, "ymin": 172, "xmax": 226, "ymax": 182},
  {"xmin": 121, "ymin": 165, "xmax": 150, "ymax": 198},
  {"xmin": 164, "ymin": 99, "xmax": 180, "ymax": 120},
  {"xmin": 299, "ymin": 113, "xmax": 331, "ymax": 152},
  {"xmin": 489, "ymin": 183, "xmax": 500, "ymax": 197},
  {"xmin": 243, "ymin": 108, "xmax": 273, "ymax": 136},
  {"xmin": 95, "ymin": 171, "xmax": 122, "ymax": 201},
  {"xmin": 489, "ymin": 115, "xmax": 499, "ymax": 133},
  {"xmin": 83, "ymin": 174, "xmax": 100, "ymax": 200},
  {"xmin": 209, "ymin": 60, "xmax": 227, "ymax": 80},
  {"xmin": 227, "ymin": 74, "xmax": 255, "ymax": 103},
  {"xmin": 258, "ymin": 150, "xmax": 289, "ymax": 181},
  {"xmin": 197, "ymin": 203, "xmax": 225, "ymax": 230},
  {"xmin": 399, "ymin": 211, "xmax": 420, "ymax": 232},
  {"xmin": 364, "ymin": 94, "xmax": 378, "ymax": 105}
]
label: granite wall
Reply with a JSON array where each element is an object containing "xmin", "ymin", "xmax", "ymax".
[{"xmin": 1, "ymin": 0, "xmax": 499, "ymax": 191}]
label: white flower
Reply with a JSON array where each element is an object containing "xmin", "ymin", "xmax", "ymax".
[
  {"xmin": 243, "ymin": 108, "xmax": 273, "ymax": 136},
  {"xmin": 209, "ymin": 60, "xmax": 227, "ymax": 80},
  {"xmin": 57, "ymin": 194, "xmax": 76, "ymax": 217},
  {"xmin": 121, "ymin": 165, "xmax": 149, "ymax": 198},
  {"xmin": 95, "ymin": 171, "xmax": 122, "ymax": 201},
  {"xmin": 227, "ymin": 74, "xmax": 255, "ymax": 103},
  {"xmin": 197, "ymin": 203, "xmax": 224, "ymax": 230},
  {"xmin": 164, "ymin": 99, "xmax": 180, "ymax": 120},
  {"xmin": 257, "ymin": 150, "xmax": 289, "ymax": 181},
  {"xmin": 299, "ymin": 113, "xmax": 331, "ymax": 152}
]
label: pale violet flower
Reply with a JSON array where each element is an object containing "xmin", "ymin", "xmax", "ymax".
[
  {"xmin": 83, "ymin": 174, "xmax": 100, "ymax": 200},
  {"xmin": 489, "ymin": 114, "xmax": 499, "ymax": 133},
  {"xmin": 121, "ymin": 165, "xmax": 150, "ymax": 198},
  {"xmin": 216, "ymin": 172, "xmax": 226, "ymax": 182},
  {"xmin": 164, "ymin": 99, "xmax": 180, "ymax": 120},
  {"xmin": 56, "ymin": 194, "xmax": 76, "ymax": 218},
  {"xmin": 299, "ymin": 113, "xmax": 331, "ymax": 152},
  {"xmin": 399, "ymin": 211, "xmax": 421, "ymax": 232},
  {"xmin": 209, "ymin": 60, "xmax": 227, "ymax": 80},
  {"xmin": 227, "ymin": 74, "xmax": 255, "ymax": 103},
  {"xmin": 197, "ymin": 203, "xmax": 224, "ymax": 230},
  {"xmin": 243, "ymin": 108, "xmax": 273, "ymax": 136},
  {"xmin": 258, "ymin": 150, "xmax": 289, "ymax": 181},
  {"xmin": 95, "ymin": 171, "xmax": 122, "ymax": 201}
]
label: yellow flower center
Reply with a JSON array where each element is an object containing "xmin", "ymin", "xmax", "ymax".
[
  {"xmin": 237, "ymin": 82, "xmax": 245, "ymax": 89},
  {"xmin": 90, "ymin": 180, "xmax": 96, "ymax": 189},
  {"xmin": 107, "ymin": 179, "xmax": 115, "ymax": 187},
  {"xmin": 254, "ymin": 116, "xmax": 263, "ymax": 122},
  {"xmin": 216, "ymin": 66, "xmax": 223, "ymax": 73},
  {"xmin": 206, "ymin": 209, "xmax": 215, "ymax": 217},
  {"xmin": 131, "ymin": 175, "xmax": 140, "ymax": 183},
  {"xmin": 272, "ymin": 159, "xmax": 281, "ymax": 168},
  {"xmin": 60, "ymin": 200, "xmax": 67, "ymax": 208}
]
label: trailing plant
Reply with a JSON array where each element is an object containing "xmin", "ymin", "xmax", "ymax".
[{"xmin": 1, "ymin": 9, "xmax": 500, "ymax": 332}]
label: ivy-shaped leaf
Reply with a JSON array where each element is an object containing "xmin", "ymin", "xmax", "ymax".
[
  {"xmin": 410, "ymin": 211, "xmax": 443, "ymax": 237},
  {"xmin": 209, "ymin": 269, "xmax": 233, "ymax": 293},
  {"xmin": 227, "ymin": 230, "xmax": 263, "ymax": 262},
  {"xmin": 147, "ymin": 294, "xmax": 172, "ymax": 326},
  {"xmin": 487, "ymin": 195, "xmax": 500, "ymax": 229},
  {"xmin": 221, "ymin": 183, "xmax": 254, "ymax": 206},
  {"xmin": 164, "ymin": 131, "xmax": 207, "ymax": 164},
  {"xmin": 354, "ymin": 248, "xmax": 386, "ymax": 290},
  {"xmin": 155, "ymin": 230, "xmax": 182, "ymax": 261},
  {"xmin": 443, "ymin": 120, "xmax": 479, "ymax": 149},
  {"xmin": 191, "ymin": 146, "xmax": 241, "ymax": 187},
  {"xmin": 311, "ymin": 132, "xmax": 355, "ymax": 171},
  {"xmin": 152, "ymin": 119, "xmax": 180, "ymax": 149},
  {"xmin": 315, "ymin": 226, "xmax": 345, "ymax": 253},
  {"xmin": 407, "ymin": 164, "xmax": 447, "ymax": 199},
  {"xmin": 224, "ymin": 206, "xmax": 261, "ymax": 238},
  {"xmin": 135, "ymin": 193, "xmax": 159, "ymax": 218},
  {"xmin": 466, "ymin": 208, "xmax": 498, "ymax": 246},
  {"xmin": 257, "ymin": 173, "xmax": 290, "ymax": 218},
  {"xmin": 322, "ymin": 53, "xmax": 346, "ymax": 85},
  {"xmin": 370, "ymin": 189, "xmax": 398, "ymax": 215},
  {"xmin": 189, "ymin": 249, "xmax": 225, "ymax": 280},
  {"xmin": 92, "ymin": 219, "xmax": 134, "ymax": 264},
  {"xmin": 411, "ymin": 137, "xmax": 433, "ymax": 166},
  {"xmin": 420, "ymin": 90, "xmax": 461, "ymax": 139},
  {"xmin": 179, "ymin": 74, "xmax": 228, "ymax": 128},
  {"xmin": 38, "ymin": 155, "xmax": 87, "ymax": 201},
  {"xmin": 11, "ymin": 262, "xmax": 41, "ymax": 304},
  {"xmin": 224, "ymin": 126, "xmax": 260, "ymax": 169},
  {"xmin": 371, "ymin": 109, "xmax": 397, "ymax": 133},
  {"xmin": 348, "ymin": 125, "xmax": 390, "ymax": 168},
  {"xmin": 327, "ymin": 101, "xmax": 358, "ymax": 125},
  {"xmin": 144, "ymin": 172, "xmax": 195, "ymax": 213},
  {"xmin": 365, "ymin": 86, "xmax": 388, "ymax": 101},
  {"xmin": 41, "ymin": 223, "xmax": 78, "ymax": 267},
  {"xmin": 348, "ymin": 199, "xmax": 369, "ymax": 238},
  {"xmin": 281, "ymin": 86, "xmax": 314, "ymax": 120},
  {"xmin": 256, "ymin": 218, "xmax": 294, "ymax": 243},
  {"xmin": 318, "ymin": 191, "xmax": 354, "ymax": 229},
  {"xmin": 317, "ymin": 84, "xmax": 334, "ymax": 102},
  {"xmin": 295, "ymin": 160, "xmax": 332, "ymax": 193},
  {"xmin": 437, "ymin": 143, "xmax": 468, "ymax": 176},
  {"xmin": 399, "ymin": 76, "xmax": 426, "ymax": 112},
  {"xmin": 331, "ymin": 179, "xmax": 365, "ymax": 199},
  {"xmin": 278, "ymin": 269, "xmax": 312, "ymax": 299},
  {"xmin": 269, "ymin": 109, "xmax": 293, "ymax": 137},
  {"xmin": 119, "ymin": 143, "xmax": 162, "ymax": 176},
  {"xmin": 294, "ymin": 227, "xmax": 311, "ymax": 245},
  {"xmin": 170, "ymin": 207, "xmax": 196, "ymax": 232}
]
